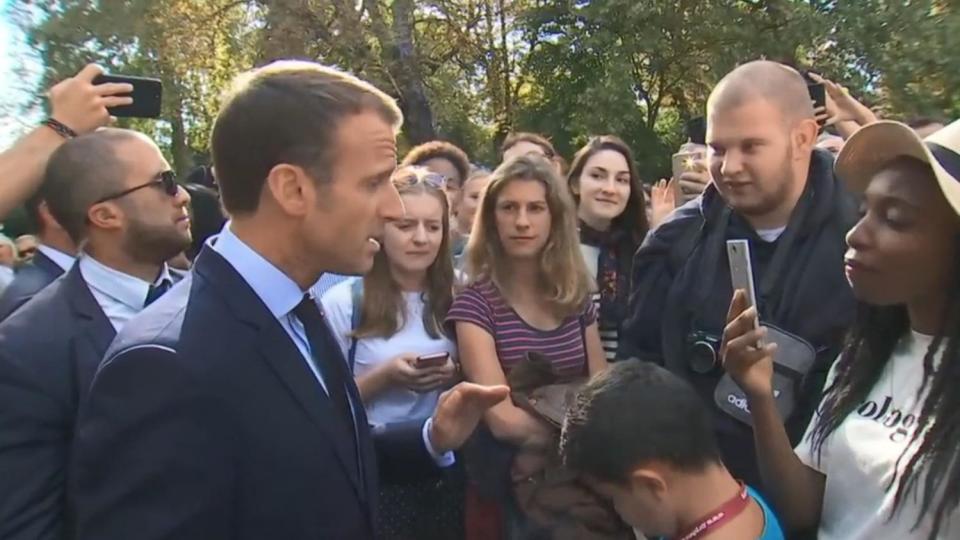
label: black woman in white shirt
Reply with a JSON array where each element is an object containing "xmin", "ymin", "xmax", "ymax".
[{"xmin": 721, "ymin": 119, "xmax": 960, "ymax": 539}]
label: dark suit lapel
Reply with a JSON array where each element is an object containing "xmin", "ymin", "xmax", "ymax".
[
  {"xmin": 194, "ymin": 248, "xmax": 367, "ymax": 505},
  {"xmin": 64, "ymin": 265, "xmax": 116, "ymax": 402},
  {"xmin": 33, "ymin": 250, "xmax": 66, "ymax": 280},
  {"xmin": 254, "ymin": 327, "xmax": 366, "ymax": 500}
]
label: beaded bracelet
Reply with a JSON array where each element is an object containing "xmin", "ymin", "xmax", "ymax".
[{"xmin": 42, "ymin": 118, "xmax": 78, "ymax": 139}]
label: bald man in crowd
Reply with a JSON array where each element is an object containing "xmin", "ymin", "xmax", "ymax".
[{"xmin": 620, "ymin": 61, "xmax": 860, "ymax": 491}]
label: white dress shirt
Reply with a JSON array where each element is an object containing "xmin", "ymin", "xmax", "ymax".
[{"xmin": 78, "ymin": 255, "xmax": 174, "ymax": 331}]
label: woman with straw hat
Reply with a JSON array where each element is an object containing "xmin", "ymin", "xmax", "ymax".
[{"xmin": 721, "ymin": 119, "xmax": 960, "ymax": 539}]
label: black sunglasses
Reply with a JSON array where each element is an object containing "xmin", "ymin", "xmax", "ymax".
[{"xmin": 95, "ymin": 170, "xmax": 179, "ymax": 204}]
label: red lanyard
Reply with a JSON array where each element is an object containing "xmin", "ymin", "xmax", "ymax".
[{"xmin": 676, "ymin": 482, "xmax": 750, "ymax": 540}]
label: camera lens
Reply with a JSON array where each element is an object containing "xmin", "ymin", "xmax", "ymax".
[{"xmin": 689, "ymin": 340, "xmax": 718, "ymax": 374}]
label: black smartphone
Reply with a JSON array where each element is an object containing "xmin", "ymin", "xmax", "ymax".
[
  {"xmin": 686, "ymin": 116, "xmax": 706, "ymax": 145},
  {"xmin": 807, "ymin": 83, "xmax": 826, "ymax": 111},
  {"xmin": 92, "ymin": 74, "xmax": 163, "ymax": 118}
]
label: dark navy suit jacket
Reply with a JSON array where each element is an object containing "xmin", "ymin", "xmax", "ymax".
[
  {"xmin": 0, "ymin": 265, "xmax": 114, "ymax": 540},
  {"xmin": 0, "ymin": 250, "xmax": 67, "ymax": 321},
  {"xmin": 72, "ymin": 247, "xmax": 436, "ymax": 539}
]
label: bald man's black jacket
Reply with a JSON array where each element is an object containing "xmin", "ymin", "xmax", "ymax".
[{"xmin": 619, "ymin": 148, "xmax": 860, "ymax": 489}]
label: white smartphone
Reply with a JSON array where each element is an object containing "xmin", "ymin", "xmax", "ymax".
[{"xmin": 726, "ymin": 239, "xmax": 763, "ymax": 346}]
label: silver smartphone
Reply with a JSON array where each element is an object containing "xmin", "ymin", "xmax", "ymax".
[{"xmin": 726, "ymin": 239, "xmax": 763, "ymax": 346}]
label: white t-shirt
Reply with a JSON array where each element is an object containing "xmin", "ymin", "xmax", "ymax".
[
  {"xmin": 321, "ymin": 280, "xmax": 456, "ymax": 428},
  {"xmin": 755, "ymin": 226, "xmax": 786, "ymax": 243},
  {"xmin": 794, "ymin": 331, "xmax": 957, "ymax": 539}
]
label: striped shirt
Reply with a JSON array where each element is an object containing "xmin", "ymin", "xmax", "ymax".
[
  {"xmin": 581, "ymin": 243, "xmax": 619, "ymax": 361},
  {"xmin": 445, "ymin": 279, "xmax": 596, "ymax": 378}
]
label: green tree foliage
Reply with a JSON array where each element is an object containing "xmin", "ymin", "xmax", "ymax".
[{"xmin": 13, "ymin": 0, "xmax": 960, "ymax": 177}]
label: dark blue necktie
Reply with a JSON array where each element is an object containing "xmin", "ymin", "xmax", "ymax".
[
  {"xmin": 292, "ymin": 295, "xmax": 359, "ymax": 469},
  {"xmin": 144, "ymin": 279, "xmax": 172, "ymax": 307}
]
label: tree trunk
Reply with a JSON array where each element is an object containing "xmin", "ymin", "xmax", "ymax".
[
  {"xmin": 387, "ymin": 0, "xmax": 436, "ymax": 143},
  {"xmin": 257, "ymin": 0, "xmax": 314, "ymax": 61},
  {"xmin": 168, "ymin": 83, "xmax": 193, "ymax": 176}
]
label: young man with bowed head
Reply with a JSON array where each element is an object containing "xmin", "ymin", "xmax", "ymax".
[
  {"xmin": 71, "ymin": 61, "xmax": 507, "ymax": 540},
  {"xmin": 561, "ymin": 361, "xmax": 785, "ymax": 540}
]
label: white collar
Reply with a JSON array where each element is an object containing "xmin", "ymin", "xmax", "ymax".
[
  {"xmin": 37, "ymin": 244, "xmax": 76, "ymax": 271},
  {"xmin": 78, "ymin": 254, "xmax": 173, "ymax": 311}
]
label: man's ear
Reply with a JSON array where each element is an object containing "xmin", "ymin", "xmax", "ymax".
[
  {"xmin": 87, "ymin": 201, "xmax": 124, "ymax": 232},
  {"xmin": 793, "ymin": 118, "xmax": 820, "ymax": 159},
  {"xmin": 628, "ymin": 467, "xmax": 669, "ymax": 500},
  {"xmin": 265, "ymin": 163, "xmax": 311, "ymax": 217}
]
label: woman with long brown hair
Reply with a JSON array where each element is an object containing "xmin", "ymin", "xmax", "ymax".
[
  {"xmin": 567, "ymin": 135, "xmax": 648, "ymax": 361},
  {"xmin": 446, "ymin": 155, "xmax": 609, "ymax": 537},
  {"xmin": 322, "ymin": 166, "xmax": 461, "ymax": 539}
]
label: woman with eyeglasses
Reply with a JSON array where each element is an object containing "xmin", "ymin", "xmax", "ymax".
[
  {"xmin": 567, "ymin": 136, "xmax": 648, "ymax": 361},
  {"xmin": 322, "ymin": 166, "xmax": 462, "ymax": 539},
  {"xmin": 446, "ymin": 155, "xmax": 608, "ymax": 537},
  {"xmin": 722, "ymin": 120, "xmax": 960, "ymax": 539}
]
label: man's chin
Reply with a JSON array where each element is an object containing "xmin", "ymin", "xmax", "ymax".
[
  {"xmin": 727, "ymin": 197, "xmax": 775, "ymax": 218},
  {"xmin": 327, "ymin": 256, "xmax": 374, "ymax": 277}
]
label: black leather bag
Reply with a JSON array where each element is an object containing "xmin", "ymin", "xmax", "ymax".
[{"xmin": 714, "ymin": 323, "xmax": 816, "ymax": 425}]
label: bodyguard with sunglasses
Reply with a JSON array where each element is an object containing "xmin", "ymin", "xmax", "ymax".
[{"xmin": 0, "ymin": 128, "xmax": 191, "ymax": 540}]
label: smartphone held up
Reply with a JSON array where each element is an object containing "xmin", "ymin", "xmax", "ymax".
[
  {"xmin": 93, "ymin": 74, "xmax": 163, "ymax": 119},
  {"xmin": 671, "ymin": 116, "xmax": 708, "ymax": 204},
  {"xmin": 726, "ymin": 239, "xmax": 763, "ymax": 348}
]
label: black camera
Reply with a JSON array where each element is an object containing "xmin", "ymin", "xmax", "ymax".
[{"xmin": 685, "ymin": 331, "xmax": 722, "ymax": 374}]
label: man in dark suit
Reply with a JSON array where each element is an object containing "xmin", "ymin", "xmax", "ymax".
[
  {"xmin": 0, "ymin": 128, "xmax": 192, "ymax": 540},
  {"xmin": 72, "ymin": 61, "xmax": 508, "ymax": 540},
  {"xmin": 0, "ymin": 194, "xmax": 78, "ymax": 320}
]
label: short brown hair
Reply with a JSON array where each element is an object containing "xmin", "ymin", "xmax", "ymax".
[
  {"xmin": 400, "ymin": 141, "xmax": 471, "ymax": 187},
  {"xmin": 465, "ymin": 155, "xmax": 592, "ymax": 318},
  {"xmin": 41, "ymin": 128, "xmax": 141, "ymax": 243},
  {"xmin": 212, "ymin": 61, "xmax": 403, "ymax": 215},
  {"xmin": 501, "ymin": 132, "xmax": 557, "ymax": 159}
]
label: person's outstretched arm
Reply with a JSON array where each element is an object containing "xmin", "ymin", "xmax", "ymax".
[
  {"xmin": 721, "ymin": 290, "xmax": 826, "ymax": 532},
  {"xmin": 0, "ymin": 64, "xmax": 132, "ymax": 219}
]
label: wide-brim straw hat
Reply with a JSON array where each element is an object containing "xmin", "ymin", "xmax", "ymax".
[{"xmin": 836, "ymin": 119, "xmax": 960, "ymax": 216}]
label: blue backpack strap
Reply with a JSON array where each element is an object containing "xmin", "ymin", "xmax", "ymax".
[{"xmin": 347, "ymin": 278, "xmax": 364, "ymax": 371}]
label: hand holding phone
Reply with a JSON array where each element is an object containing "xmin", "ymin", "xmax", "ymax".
[
  {"xmin": 720, "ymin": 289, "xmax": 777, "ymax": 400},
  {"xmin": 672, "ymin": 148, "xmax": 707, "ymax": 203},
  {"xmin": 92, "ymin": 73, "xmax": 163, "ymax": 118},
  {"xmin": 47, "ymin": 64, "xmax": 135, "ymax": 134}
]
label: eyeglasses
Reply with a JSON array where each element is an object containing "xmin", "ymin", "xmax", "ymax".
[
  {"xmin": 394, "ymin": 171, "xmax": 447, "ymax": 190},
  {"xmin": 95, "ymin": 170, "xmax": 179, "ymax": 204}
]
